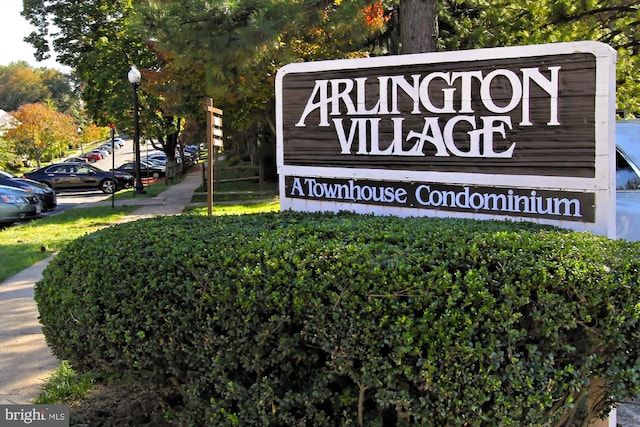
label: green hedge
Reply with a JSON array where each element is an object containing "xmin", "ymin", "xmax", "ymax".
[{"xmin": 35, "ymin": 212, "xmax": 640, "ymax": 426}]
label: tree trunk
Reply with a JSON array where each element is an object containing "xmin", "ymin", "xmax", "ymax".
[{"xmin": 399, "ymin": 0, "xmax": 438, "ymax": 54}]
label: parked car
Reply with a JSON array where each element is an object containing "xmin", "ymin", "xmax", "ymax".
[
  {"xmin": 81, "ymin": 152, "xmax": 102, "ymax": 162},
  {"xmin": 113, "ymin": 138, "xmax": 125, "ymax": 148},
  {"xmin": 146, "ymin": 152, "xmax": 168, "ymax": 163},
  {"xmin": 23, "ymin": 162, "xmax": 134, "ymax": 194},
  {"xmin": 147, "ymin": 152, "xmax": 186, "ymax": 165},
  {"xmin": 184, "ymin": 144, "xmax": 199, "ymax": 155},
  {"xmin": 0, "ymin": 184, "xmax": 42, "ymax": 224},
  {"xmin": 616, "ymin": 120, "xmax": 640, "ymax": 241},
  {"xmin": 97, "ymin": 144, "xmax": 113, "ymax": 155},
  {"xmin": 0, "ymin": 170, "xmax": 57, "ymax": 211},
  {"xmin": 181, "ymin": 151, "xmax": 197, "ymax": 166},
  {"xmin": 144, "ymin": 158, "xmax": 166, "ymax": 168},
  {"xmin": 114, "ymin": 161, "xmax": 166, "ymax": 179},
  {"xmin": 90, "ymin": 148, "xmax": 110, "ymax": 158},
  {"xmin": 184, "ymin": 145, "xmax": 200, "ymax": 162},
  {"xmin": 64, "ymin": 157, "xmax": 89, "ymax": 163},
  {"xmin": 143, "ymin": 154, "xmax": 167, "ymax": 166}
]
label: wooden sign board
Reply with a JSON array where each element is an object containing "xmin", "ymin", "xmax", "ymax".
[
  {"xmin": 276, "ymin": 41, "xmax": 617, "ymax": 237},
  {"xmin": 207, "ymin": 106, "xmax": 224, "ymax": 148}
]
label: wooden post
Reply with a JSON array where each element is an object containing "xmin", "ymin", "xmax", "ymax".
[
  {"xmin": 204, "ymin": 99, "xmax": 223, "ymax": 216},
  {"xmin": 205, "ymin": 99, "xmax": 214, "ymax": 215}
]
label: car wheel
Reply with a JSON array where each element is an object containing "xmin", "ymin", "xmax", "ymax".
[
  {"xmin": 152, "ymin": 171, "xmax": 160, "ymax": 179},
  {"xmin": 100, "ymin": 179, "xmax": 116, "ymax": 194}
]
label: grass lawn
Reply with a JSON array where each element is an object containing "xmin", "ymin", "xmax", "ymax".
[
  {"xmin": 33, "ymin": 361, "xmax": 96, "ymax": 405},
  {"xmin": 187, "ymin": 161, "xmax": 279, "ymax": 213},
  {"xmin": 185, "ymin": 198, "xmax": 280, "ymax": 215},
  {"xmin": 0, "ymin": 206, "xmax": 138, "ymax": 282},
  {"xmin": 1, "ymin": 160, "xmax": 280, "ymax": 282},
  {"xmin": 3, "ymin": 159, "xmax": 281, "ymax": 409}
]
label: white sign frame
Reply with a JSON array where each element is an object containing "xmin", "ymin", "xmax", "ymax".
[{"xmin": 276, "ymin": 41, "xmax": 617, "ymax": 237}]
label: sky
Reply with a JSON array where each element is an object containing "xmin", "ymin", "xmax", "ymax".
[{"xmin": 0, "ymin": 0, "xmax": 69, "ymax": 72}]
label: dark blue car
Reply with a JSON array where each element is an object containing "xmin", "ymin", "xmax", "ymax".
[{"xmin": 0, "ymin": 170, "xmax": 57, "ymax": 211}]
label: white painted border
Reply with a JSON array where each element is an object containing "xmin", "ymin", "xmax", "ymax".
[{"xmin": 276, "ymin": 41, "xmax": 617, "ymax": 237}]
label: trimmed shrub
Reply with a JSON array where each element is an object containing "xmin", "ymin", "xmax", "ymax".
[{"xmin": 35, "ymin": 212, "xmax": 640, "ymax": 426}]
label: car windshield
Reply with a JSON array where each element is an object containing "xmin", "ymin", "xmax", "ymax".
[
  {"xmin": 0, "ymin": 170, "xmax": 15, "ymax": 178},
  {"xmin": 617, "ymin": 151, "xmax": 640, "ymax": 190},
  {"xmin": 617, "ymin": 122, "xmax": 640, "ymax": 166},
  {"xmin": 617, "ymin": 121, "xmax": 640, "ymax": 190}
]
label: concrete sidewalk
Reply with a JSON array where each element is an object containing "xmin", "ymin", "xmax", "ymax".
[
  {"xmin": 94, "ymin": 168, "xmax": 203, "ymax": 220},
  {"xmin": 0, "ymin": 169, "xmax": 203, "ymax": 404}
]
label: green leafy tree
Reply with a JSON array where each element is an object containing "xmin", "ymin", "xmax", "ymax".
[
  {"xmin": 24, "ymin": 0, "xmax": 640, "ymax": 169},
  {"xmin": 23, "ymin": 0, "xmax": 153, "ymax": 127},
  {"xmin": 494, "ymin": 0, "xmax": 640, "ymax": 116},
  {"xmin": 23, "ymin": 0, "xmax": 204, "ymax": 172},
  {"xmin": 0, "ymin": 135, "xmax": 22, "ymax": 171},
  {"xmin": 39, "ymin": 68, "xmax": 80, "ymax": 116},
  {"xmin": 133, "ymin": 43, "xmax": 207, "ymax": 172},
  {"xmin": 358, "ymin": 0, "xmax": 640, "ymax": 115},
  {"xmin": 432, "ymin": 0, "xmax": 640, "ymax": 115}
]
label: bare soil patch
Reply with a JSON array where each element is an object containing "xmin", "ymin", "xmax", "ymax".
[{"xmin": 69, "ymin": 383, "xmax": 178, "ymax": 427}]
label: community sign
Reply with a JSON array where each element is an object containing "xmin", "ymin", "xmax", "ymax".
[{"xmin": 276, "ymin": 41, "xmax": 617, "ymax": 237}]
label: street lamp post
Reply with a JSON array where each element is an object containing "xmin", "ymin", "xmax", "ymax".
[
  {"xmin": 77, "ymin": 127, "xmax": 83, "ymax": 153},
  {"xmin": 127, "ymin": 65, "xmax": 146, "ymax": 194}
]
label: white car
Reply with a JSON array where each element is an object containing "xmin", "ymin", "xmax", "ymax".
[{"xmin": 616, "ymin": 120, "xmax": 640, "ymax": 241}]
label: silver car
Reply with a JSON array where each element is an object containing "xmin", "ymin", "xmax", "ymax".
[
  {"xmin": 616, "ymin": 120, "xmax": 640, "ymax": 241},
  {"xmin": 0, "ymin": 184, "xmax": 42, "ymax": 225}
]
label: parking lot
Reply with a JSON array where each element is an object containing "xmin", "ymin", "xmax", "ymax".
[
  {"xmin": 3, "ymin": 137, "xmax": 201, "ymax": 226},
  {"xmin": 42, "ymin": 138, "xmax": 145, "ymax": 214}
]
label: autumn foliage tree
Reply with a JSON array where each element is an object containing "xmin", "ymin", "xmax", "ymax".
[
  {"xmin": 136, "ymin": 0, "xmax": 376, "ymax": 165},
  {"xmin": 0, "ymin": 62, "xmax": 78, "ymax": 114},
  {"xmin": 6, "ymin": 103, "xmax": 78, "ymax": 167},
  {"xmin": 0, "ymin": 63, "xmax": 49, "ymax": 112},
  {"xmin": 78, "ymin": 123, "xmax": 109, "ymax": 153},
  {"xmin": 132, "ymin": 44, "xmax": 207, "ymax": 174}
]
